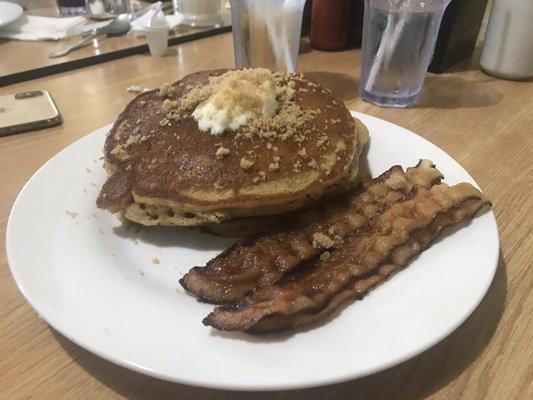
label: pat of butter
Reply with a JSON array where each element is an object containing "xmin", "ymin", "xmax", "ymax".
[{"xmin": 192, "ymin": 73, "xmax": 279, "ymax": 136}]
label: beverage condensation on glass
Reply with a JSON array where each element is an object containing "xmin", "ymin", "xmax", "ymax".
[
  {"xmin": 230, "ymin": 0, "xmax": 306, "ymax": 72},
  {"xmin": 360, "ymin": 0, "xmax": 451, "ymax": 107}
]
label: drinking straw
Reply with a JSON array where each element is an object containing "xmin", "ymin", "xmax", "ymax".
[
  {"xmin": 364, "ymin": 0, "xmax": 411, "ymax": 92},
  {"xmin": 256, "ymin": 0, "xmax": 286, "ymax": 69},
  {"xmin": 384, "ymin": 8, "xmax": 409, "ymax": 70},
  {"xmin": 281, "ymin": 0, "xmax": 305, "ymax": 72}
]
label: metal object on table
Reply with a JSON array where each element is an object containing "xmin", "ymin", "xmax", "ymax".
[
  {"xmin": 81, "ymin": 12, "xmax": 134, "ymax": 37},
  {"xmin": 48, "ymin": 13, "xmax": 133, "ymax": 58},
  {"xmin": 48, "ymin": 35, "xmax": 98, "ymax": 58},
  {"xmin": 82, "ymin": 5, "xmax": 152, "ymax": 37},
  {"xmin": 85, "ymin": 0, "xmax": 131, "ymax": 20}
]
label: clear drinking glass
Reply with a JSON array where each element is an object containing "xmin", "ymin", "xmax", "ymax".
[
  {"xmin": 85, "ymin": 0, "xmax": 131, "ymax": 19},
  {"xmin": 173, "ymin": 0, "xmax": 223, "ymax": 27},
  {"xmin": 360, "ymin": 0, "xmax": 451, "ymax": 107},
  {"xmin": 230, "ymin": 0, "xmax": 306, "ymax": 72}
]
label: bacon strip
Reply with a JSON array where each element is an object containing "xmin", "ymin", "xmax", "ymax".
[
  {"xmin": 180, "ymin": 160, "xmax": 443, "ymax": 303},
  {"xmin": 244, "ymin": 198, "xmax": 488, "ymax": 333},
  {"xmin": 203, "ymin": 183, "xmax": 490, "ymax": 332}
]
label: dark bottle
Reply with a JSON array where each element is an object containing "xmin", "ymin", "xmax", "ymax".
[
  {"xmin": 310, "ymin": 0, "xmax": 351, "ymax": 51},
  {"xmin": 301, "ymin": 0, "xmax": 313, "ymax": 37},
  {"xmin": 347, "ymin": 0, "xmax": 364, "ymax": 48},
  {"xmin": 429, "ymin": 0, "xmax": 489, "ymax": 73}
]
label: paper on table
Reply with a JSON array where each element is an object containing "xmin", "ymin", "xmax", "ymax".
[{"xmin": 0, "ymin": 15, "xmax": 86, "ymax": 41}]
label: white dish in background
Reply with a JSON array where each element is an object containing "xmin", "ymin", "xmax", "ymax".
[
  {"xmin": 3, "ymin": 0, "xmax": 28, "ymax": 9},
  {"xmin": 6, "ymin": 112, "xmax": 499, "ymax": 391},
  {"xmin": 0, "ymin": 1, "xmax": 22, "ymax": 28}
]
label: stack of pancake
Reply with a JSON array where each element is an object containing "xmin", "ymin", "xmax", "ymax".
[{"xmin": 97, "ymin": 69, "xmax": 369, "ymax": 236}]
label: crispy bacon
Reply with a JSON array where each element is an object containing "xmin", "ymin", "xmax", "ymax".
[
  {"xmin": 203, "ymin": 183, "xmax": 490, "ymax": 332},
  {"xmin": 180, "ymin": 160, "xmax": 443, "ymax": 303}
]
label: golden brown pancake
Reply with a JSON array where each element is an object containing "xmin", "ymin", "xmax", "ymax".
[{"xmin": 97, "ymin": 69, "xmax": 368, "ymax": 233}]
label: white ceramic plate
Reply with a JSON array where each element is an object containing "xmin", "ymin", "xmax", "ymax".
[
  {"xmin": 6, "ymin": 112, "xmax": 499, "ymax": 391},
  {"xmin": 0, "ymin": 2, "xmax": 23, "ymax": 28}
]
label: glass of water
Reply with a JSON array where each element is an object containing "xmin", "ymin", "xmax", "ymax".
[
  {"xmin": 230, "ymin": 0, "xmax": 306, "ymax": 72},
  {"xmin": 85, "ymin": 0, "xmax": 131, "ymax": 19},
  {"xmin": 360, "ymin": 0, "xmax": 451, "ymax": 107},
  {"xmin": 173, "ymin": 0, "xmax": 223, "ymax": 27}
]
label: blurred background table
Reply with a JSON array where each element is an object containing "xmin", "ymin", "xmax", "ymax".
[
  {"xmin": 0, "ymin": 32, "xmax": 532, "ymax": 399},
  {"xmin": 0, "ymin": 0, "xmax": 231, "ymax": 86}
]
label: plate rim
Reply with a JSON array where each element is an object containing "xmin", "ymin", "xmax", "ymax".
[{"xmin": 5, "ymin": 113, "xmax": 499, "ymax": 391}]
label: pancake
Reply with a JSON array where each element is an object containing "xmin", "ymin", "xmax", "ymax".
[{"xmin": 97, "ymin": 69, "xmax": 368, "ymax": 232}]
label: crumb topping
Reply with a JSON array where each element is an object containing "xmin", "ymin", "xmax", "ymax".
[
  {"xmin": 114, "ymin": 70, "xmax": 354, "ymax": 187},
  {"xmin": 65, "ymin": 210, "xmax": 78, "ymax": 219},
  {"xmin": 215, "ymin": 146, "xmax": 230, "ymax": 159},
  {"xmin": 163, "ymin": 99, "xmax": 178, "ymax": 110},
  {"xmin": 126, "ymin": 85, "xmax": 142, "ymax": 93},
  {"xmin": 268, "ymin": 162, "xmax": 280, "ymax": 171},
  {"xmin": 317, "ymin": 135, "xmax": 328, "ymax": 147},
  {"xmin": 319, "ymin": 251, "xmax": 331, "ymax": 262},
  {"xmin": 240, "ymin": 157, "xmax": 255, "ymax": 170},
  {"xmin": 333, "ymin": 235, "xmax": 344, "ymax": 249},
  {"xmin": 158, "ymin": 69, "xmax": 319, "ymax": 142},
  {"xmin": 312, "ymin": 232, "xmax": 334, "ymax": 249},
  {"xmin": 158, "ymin": 83, "xmax": 175, "ymax": 97}
]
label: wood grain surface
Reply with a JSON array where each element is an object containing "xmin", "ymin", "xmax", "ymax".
[{"xmin": 0, "ymin": 33, "xmax": 532, "ymax": 400}]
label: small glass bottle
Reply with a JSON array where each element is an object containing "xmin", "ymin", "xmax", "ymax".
[{"xmin": 347, "ymin": 0, "xmax": 365, "ymax": 47}]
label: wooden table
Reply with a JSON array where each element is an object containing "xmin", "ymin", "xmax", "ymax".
[
  {"xmin": 0, "ymin": 0, "xmax": 230, "ymax": 86},
  {"xmin": 1, "ymin": 33, "xmax": 532, "ymax": 399}
]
